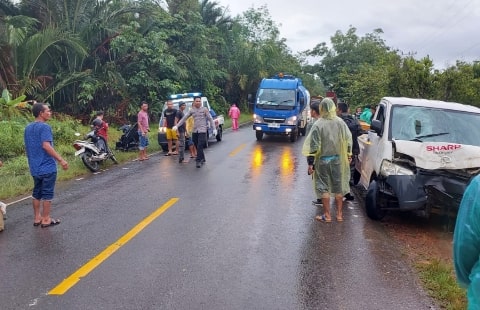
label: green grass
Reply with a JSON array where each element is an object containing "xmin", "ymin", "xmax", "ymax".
[
  {"xmin": 0, "ymin": 126, "xmax": 160, "ymax": 200},
  {"xmin": 415, "ymin": 259, "xmax": 467, "ymax": 310}
]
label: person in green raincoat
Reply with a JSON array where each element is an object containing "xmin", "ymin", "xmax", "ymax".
[
  {"xmin": 453, "ymin": 174, "xmax": 480, "ymax": 309},
  {"xmin": 359, "ymin": 106, "xmax": 373, "ymax": 124},
  {"xmin": 302, "ymin": 98, "xmax": 352, "ymax": 222}
]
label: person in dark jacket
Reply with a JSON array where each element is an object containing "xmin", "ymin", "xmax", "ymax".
[{"xmin": 337, "ymin": 101, "xmax": 361, "ymax": 201}]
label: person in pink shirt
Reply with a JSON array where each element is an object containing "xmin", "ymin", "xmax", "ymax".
[
  {"xmin": 228, "ymin": 103, "xmax": 241, "ymax": 130},
  {"xmin": 137, "ymin": 101, "xmax": 150, "ymax": 161}
]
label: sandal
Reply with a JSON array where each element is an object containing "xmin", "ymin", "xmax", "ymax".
[
  {"xmin": 337, "ymin": 217, "xmax": 344, "ymax": 222},
  {"xmin": 315, "ymin": 214, "xmax": 332, "ymax": 223},
  {"xmin": 41, "ymin": 219, "xmax": 61, "ymax": 228}
]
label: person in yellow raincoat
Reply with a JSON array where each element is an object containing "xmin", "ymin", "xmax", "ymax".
[{"xmin": 302, "ymin": 98, "xmax": 352, "ymax": 222}]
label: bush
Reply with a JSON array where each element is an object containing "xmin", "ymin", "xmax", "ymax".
[{"xmin": 0, "ymin": 120, "xmax": 28, "ymax": 159}]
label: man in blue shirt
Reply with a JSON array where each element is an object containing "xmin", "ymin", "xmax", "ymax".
[{"xmin": 24, "ymin": 103, "xmax": 69, "ymax": 228}]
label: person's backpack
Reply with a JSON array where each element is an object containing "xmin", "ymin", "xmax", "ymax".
[{"xmin": 340, "ymin": 114, "xmax": 361, "ymax": 155}]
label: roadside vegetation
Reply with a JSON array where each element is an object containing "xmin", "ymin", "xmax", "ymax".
[
  {"xmin": 1, "ymin": 0, "xmax": 476, "ymax": 307},
  {"xmin": 381, "ymin": 213, "xmax": 468, "ymax": 310},
  {"xmin": 416, "ymin": 259, "xmax": 466, "ymax": 310}
]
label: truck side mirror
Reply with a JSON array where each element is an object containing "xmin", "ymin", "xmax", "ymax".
[{"xmin": 371, "ymin": 119, "xmax": 383, "ymax": 136}]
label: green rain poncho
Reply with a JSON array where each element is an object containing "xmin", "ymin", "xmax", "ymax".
[
  {"xmin": 453, "ymin": 174, "xmax": 480, "ymax": 309},
  {"xmin": 359, "ymin": 107, "xmax": 372, "ymax": 124},
  {"xmin": 302, "ymin": 98, "xmax": 352, "ymax": 196}
]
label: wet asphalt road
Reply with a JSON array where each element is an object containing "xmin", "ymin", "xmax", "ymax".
[{"xmin": 0, "ymin": 125, "xmax": 437, "ymax": 310}]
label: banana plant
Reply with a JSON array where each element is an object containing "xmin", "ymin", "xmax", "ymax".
[{"xmin": 0, "ymin": 89, "xmax": 28, "ymax": 118}]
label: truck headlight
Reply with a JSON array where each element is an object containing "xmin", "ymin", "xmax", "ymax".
[
  {"xmin": 380, "ymin": 160, "xmax": 414, "ymax": 176},
  {"xmin": 158, "ymin": 126, "xmax": 167, "ymax": 133},
  {"xmin": 253, "ymin": 114, "xmax": 263, "ymax": 123},
  {"xmin": 285, "ymin": 115, "xmax": 297, "ymax": 125}
]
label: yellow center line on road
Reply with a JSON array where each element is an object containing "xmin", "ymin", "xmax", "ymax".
[
  {"xmin": 229, "ymin": 143, "xmax": 246, "ymax": 157},
  {"xmin": 48, "ymin": 198, "xmax": 179, "ymax": 295}
]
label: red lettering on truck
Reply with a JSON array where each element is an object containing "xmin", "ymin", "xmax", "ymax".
[{"xmin": 426, "ymin": 144, "xmax": 462, "ymax": 151}]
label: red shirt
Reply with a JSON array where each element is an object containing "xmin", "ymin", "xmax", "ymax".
[{"xmin": 97, "ymin": 120, "xmax": 108, "ymax": 140}]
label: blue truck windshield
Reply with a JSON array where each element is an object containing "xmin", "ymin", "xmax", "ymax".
[{"xmin": 256, "ymin": 89, "xmax": 295, "ymax": 109}]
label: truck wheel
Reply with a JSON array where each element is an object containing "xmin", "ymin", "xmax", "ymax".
[
  {"xmin": 216, "ymin": 126, "xmax": 223, "ymax": 141},
  {"xmin": 365, "ymin": 180, "xmax": 386, "ymax": 220},
  {"xmin": 289, "ymin": 129, "xmax": 298, "ymax": 142},
  {"xmin": 256, "ymin": 131, "xmax": 263, "ymax": 141}
]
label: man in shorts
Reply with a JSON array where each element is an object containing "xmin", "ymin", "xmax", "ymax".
[
  {"xmin": 163, "ymin": 100, "xmax": 178, "ymax": 155},
  {"xmin": 173, "ymin": 96, "xmax": 216, "ymax": 168},
  {"xmin": 137, "ymin": 101, "xmax": 150, "ymax": 161},
  {"xmin": 24, "ymin": 103, "xmax": 69, "ymax": 228},
  {"xmin": 302, "ymin": 98, "xmax": 352, "ymax": 223}
]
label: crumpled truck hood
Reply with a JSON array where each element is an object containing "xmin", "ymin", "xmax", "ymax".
[{"xmin": 394, "ymin": 140, "xmax": 480, "ymax": 170}]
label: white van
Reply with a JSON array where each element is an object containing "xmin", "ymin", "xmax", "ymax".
[
  {"xmin": 157, "ymin": 93, "xmax": 224, "ymax": 152},
  {"xmin": 355, "ymin": 97, "xmax": 480, "ymax": 220}
]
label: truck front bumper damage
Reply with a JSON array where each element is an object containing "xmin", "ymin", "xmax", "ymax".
[{"xmin": 382, "ymin": 170, "xmax": 473, "ymax": 216}]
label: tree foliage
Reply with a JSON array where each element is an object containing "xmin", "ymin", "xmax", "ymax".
[
  {"xmin": 1, "ymin": 1, "xmax": 479, "ymax": 122},
  {"xmin": 305, "ymin": 26, "xmax": 480, "ymax": 109}
]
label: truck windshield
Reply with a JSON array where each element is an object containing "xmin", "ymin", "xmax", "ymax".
[
  {"xmin": 390, "ymin": 105, "xmax": 480, "ymax": 147},
  {"xmin": 256, "ymin": 89, "xmax": 295, "ymax": 109}
]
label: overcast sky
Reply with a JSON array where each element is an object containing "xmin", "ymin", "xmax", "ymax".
[{"xmin": 216, "ymin": 0, "xmax": 480, "ymax": 69}]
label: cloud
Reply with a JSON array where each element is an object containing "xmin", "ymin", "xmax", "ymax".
[{"xmin": 218, "ymin": 0, "xmax": 480, "ymax": 69}]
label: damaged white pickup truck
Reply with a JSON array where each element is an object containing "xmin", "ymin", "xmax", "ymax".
[{"xmin": 354, "ymin": 97, "xmax": 480, "ymax": 220}]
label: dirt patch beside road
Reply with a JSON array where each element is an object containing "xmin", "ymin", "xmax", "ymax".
[
  {"xmin": 352, "ymin": 185, "xmax": 454, "ymax": 265},
  {"xmin": 352, "ymin": 185, "xmax": 464, "ymax": 308},
  {"xmin": 381, "ymin": 214, "xmax": 453, "ymax": 265}
]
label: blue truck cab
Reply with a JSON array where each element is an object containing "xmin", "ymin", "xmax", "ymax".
[{"xmin": 252, "ymin": 73, "xmax": 310, "ymax": 142}]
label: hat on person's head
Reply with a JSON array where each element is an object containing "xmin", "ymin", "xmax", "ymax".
[{"xmin": 179, "ymin": 101, "xmax": 186, "ymax": 107}]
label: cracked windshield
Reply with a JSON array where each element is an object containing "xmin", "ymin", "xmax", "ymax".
[{"xmin": 390, "ymin": 105, "xmax": 480, "ymax": 146}]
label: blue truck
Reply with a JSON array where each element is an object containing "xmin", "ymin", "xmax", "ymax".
[{"xmin": 252, "ymin": 73, "xmax": 311, "ymax": 142}]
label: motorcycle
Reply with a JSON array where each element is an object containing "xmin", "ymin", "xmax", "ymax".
[{"xmin": 73, "ymin": 130, "xmax": 118, "ymax": 172}]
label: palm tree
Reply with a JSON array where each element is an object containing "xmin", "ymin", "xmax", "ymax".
[
  {"xmin": 14, "ymin": 0, "xmax": 143, "ymax": 112},
  {"xmin": 199, "ymin": 0, "xmax": 232, "ymax": 29}
]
